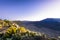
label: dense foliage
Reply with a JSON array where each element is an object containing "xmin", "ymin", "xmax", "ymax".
[{"xmin": 0, "ymin": 19, "xmax": 59, "ymax": 40}]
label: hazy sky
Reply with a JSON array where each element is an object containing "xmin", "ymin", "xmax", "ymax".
[{"xmin": 0, "ymin": 0, "xmax": 60, "ymax": 21}]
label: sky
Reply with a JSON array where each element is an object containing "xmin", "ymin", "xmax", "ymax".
[{"xmin": 0, "ymin": 0, "xmax": 60, "ymax": 21}]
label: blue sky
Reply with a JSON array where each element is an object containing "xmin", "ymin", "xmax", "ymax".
[{"xmin": 0, "ymin": 0, "xmax": 60, "ymax": 21}]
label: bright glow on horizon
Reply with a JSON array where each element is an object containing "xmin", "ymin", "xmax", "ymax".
[{"xmin": 14, "ymin": 1, "xmax": 60, "ymax": 21}]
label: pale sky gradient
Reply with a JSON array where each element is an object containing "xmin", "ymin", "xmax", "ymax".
[{"xmin": 0, "ymin": 0, "xmax": 60, "ymax": 21}]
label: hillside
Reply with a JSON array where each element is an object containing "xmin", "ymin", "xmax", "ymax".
[
  {"xmin": 0, "ymin": 19, "xmax": 57, "ymax": 40},
  {"xmin": 14, "ymin": 18, "xmax": 60, "ymax": 38}
]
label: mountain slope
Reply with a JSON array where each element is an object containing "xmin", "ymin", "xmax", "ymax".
[
  {"xmin": 14, "ymin": 18, "xmax": 60, "ymax": 38},
  {"xmin": 0, "ymin": 19, "xmax": 52, "ymax": 40}
]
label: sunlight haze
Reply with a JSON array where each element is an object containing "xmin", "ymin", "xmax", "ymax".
[{"xmin": 0, "ymin": 0, "xmax": 60, "ymax": 21}]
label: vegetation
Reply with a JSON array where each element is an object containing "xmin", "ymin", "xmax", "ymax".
[{"xmin": 0, "ymin": 19, "xmax": 59, "ymax": 40}]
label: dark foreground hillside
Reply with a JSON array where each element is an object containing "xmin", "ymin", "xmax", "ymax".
[{"xmin": 0, "ymin": 19, "xmax": 59, "ymax": 40}]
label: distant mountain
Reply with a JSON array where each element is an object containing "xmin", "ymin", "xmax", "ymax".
[
  {"xmin": 32, "ymin": 18, "xmax": 60, "ymax": 31},
  {"xmin": 14, "ymin": 18, "xmax": 60, "ymax": 38}
]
